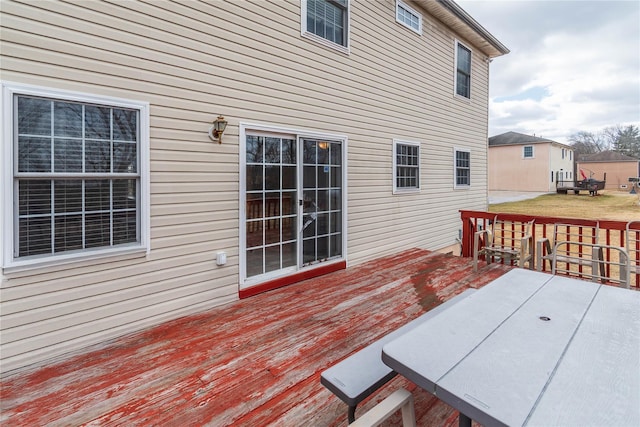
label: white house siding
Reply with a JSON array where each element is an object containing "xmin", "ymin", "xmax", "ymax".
[
  {"xmin": 0, "ymin": 0, "xmax": 497, "ymax": 374},
  {"xmin": 548, "ymin": 144, "xmax": 574, "ymax": 190}
]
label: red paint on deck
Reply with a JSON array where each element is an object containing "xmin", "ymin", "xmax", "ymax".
[
  {"xmin": 238, "ymin": 260, "xmax": 347, "ymax": 299},
  {"xmin": 1, "ymin": 249, "xmax": 511, "ymax": 426}
]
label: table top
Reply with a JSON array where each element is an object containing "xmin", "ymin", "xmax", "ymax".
[{"xmin": 382, "ymin": 269, "xmax": 640, "ymax": 427}]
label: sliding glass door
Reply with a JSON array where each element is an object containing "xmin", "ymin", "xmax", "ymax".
[{"xmin": 243, "ymin": 132, "xmax": 343, "ymax": 285}]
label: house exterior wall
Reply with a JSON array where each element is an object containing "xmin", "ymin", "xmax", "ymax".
[
  {"xmin": 488, "ymin": 143, "xmax": 573, "ymax": 192},
  {"xmin": 1, "ymin": 0, "xmax": 495, "ymax": 374},
  {"xmin": 577, "ymin": 161, "xmax": 640, "ymax": 190},
  {"xmin": 548, "ymin": 144, "xmax": 575, "ymax": 187}
]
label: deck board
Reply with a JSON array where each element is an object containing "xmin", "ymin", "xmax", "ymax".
[{"xmin": 0, "ymin": 249, "xmax": 511, "ymax": 426}]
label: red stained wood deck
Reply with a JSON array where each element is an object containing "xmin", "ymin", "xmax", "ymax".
[{"xmin": 0, "ymin": 249, "xmax": 512, "ymax": 426}]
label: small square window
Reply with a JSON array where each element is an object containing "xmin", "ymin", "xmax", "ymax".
[
  {"xmin": 393, "ymin": 140, "xmax": 420, "ymax": 193},
  {"xmin": 523, "ymin": 145, "xmax": 534, "ymax": 158},
  {"xmin": 396, "ymin": 0, "xmax": 422, "ymax": 34},
  {"xmin": 454, "ymin": 149, "xmax": 470, "ymax": 188}
]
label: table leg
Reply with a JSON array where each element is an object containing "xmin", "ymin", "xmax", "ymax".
[
  {"xmin": 348, "ymin": 405, "xmax": 356, "ymax": 423},
  {"xmin": 458, "ymin": 412, "xmax": 472, "ymax": 427}
]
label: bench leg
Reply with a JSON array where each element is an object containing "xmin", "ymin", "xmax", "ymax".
[
  {"xmin": 348, "ymin": 388, "xmax": 416, "ymax": 427},
  {"xmin": 458, "ymin": 413, "xmax": 472, "ymax": 427},
  {"xmin": 348, "ymin": 405, "xmax": 357, "ymax": 424}
]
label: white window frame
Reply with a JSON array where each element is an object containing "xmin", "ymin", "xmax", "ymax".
[
  {"xmin": 393, "ymin": 139, "xmax": 420, "ymax": 194},
  {"xmin": 301, "ymin": 0, "xmax": 351, "ymax": 55},
  {"xmin": 454, "ymin": 148, "xmax": 471, "ymax": 189},
  {"xmin": 454, "ymin": 40, "xmax": 472, "ymax": 99},
  {"xmin": 1, "ymin": 81, "xmax": 150, "ymax": 270},
  {"xmin": 395, "ymin": 0, "xmax": 422, "ymax": 35},
  {"xmin": 523, "ymin": 145, "xmax": 535, "ymax": 159}
]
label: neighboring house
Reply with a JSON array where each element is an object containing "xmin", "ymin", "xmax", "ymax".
[
  {"xmin": 488, "ymin": 132, "xmax": 574, "ymax": 192},
  {"xmin": 577, "ymin": 151, "xmax": 640, "ymax": 191},
  {"xmin": 0, "ymin": 0, "xmax": 507, "ymax": 374}
]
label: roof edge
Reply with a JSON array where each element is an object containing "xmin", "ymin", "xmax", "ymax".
[{"xmin": 436, "ymin": 0, "xmax": 510, "ymax": 56}]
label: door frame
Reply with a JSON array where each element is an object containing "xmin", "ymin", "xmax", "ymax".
[{"xmin": 238, "ymin": 122, "xmax": 348, "ymax": 291}]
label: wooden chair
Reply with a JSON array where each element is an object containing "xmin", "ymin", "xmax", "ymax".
[
  {"xmin": 625, "ymin": 220, "xmax": 640, "ymax": 285},
  {"xmin": 536, "ymin": 221, "xmax": 599, "ymax": 274},
  {"xmin": 552, "ymin": 241, "xmax": 630, "ymax": 288},
  {"xmin": 473, "ymin": 217, "xmax": 534, "ymax": 272}
]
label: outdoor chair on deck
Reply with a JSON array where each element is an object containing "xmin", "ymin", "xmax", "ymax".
[
  {"xmin": 536, "ymin": 221, "xmax": 599, "ymax": 274},
  {"xmin": 551, "ymin": 241, "xmax": 630, "ymax": 288},
  {"xmin": 626, "ymin": 220, "xmax": 640, "ymax": 283},
  {"xmin": 473, "ymin": 216, "xmax": 534, "ymax": 272}
]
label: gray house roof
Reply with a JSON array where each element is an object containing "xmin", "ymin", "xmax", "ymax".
[
  {"xmin": 488, "ymin": 131, "xmax": 571, "ymax": 149},
  {"xmin": 578, "ymin": 150, "xmax": 639, "ymax": 162}
]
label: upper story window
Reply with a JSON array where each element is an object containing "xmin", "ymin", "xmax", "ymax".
[
  {"xmin": 302, "ymin": 0, "xmax": 349, "ymax": 52},
  {"xmin": 562, "ymin": 148, "xmax": 565, "ymax": 159},
  {"xmin": 454, "ymin": 148, "xmax": 470, "ymax": 188},
  {"xmin": 455, "ymin": 41, "xmax": 472, "ymax": 98},
  {"xmin": 2, "ymin": 82, "xmax": 149, "ymax": 269},
  {"xmin": 393, "ymin": 140, "xmax": 420, "ymax": 193},
  {"xmin": 396, "ymin": 0, "xmax": 422, "ymax": 34},
  {"xmin": 523, "ymin": 145, "xmax": 534, "ymax": 158}
]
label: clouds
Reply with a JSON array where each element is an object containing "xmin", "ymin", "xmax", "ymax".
[{"xmin": 457, "ymin": 0, "xmax": 640, "ymax": 143}]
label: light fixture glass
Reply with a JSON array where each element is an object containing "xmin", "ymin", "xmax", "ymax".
[{"xmin": 209, "ymin": 115, "xmax": 228, "ymax": 143}]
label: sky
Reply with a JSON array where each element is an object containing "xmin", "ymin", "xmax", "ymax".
[{"xmin": 456, "ymin": 0, "xmax": 640, "ymax": 144}]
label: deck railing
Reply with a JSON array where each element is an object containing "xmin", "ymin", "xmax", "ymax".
[{"xmin": 460, "ymin": 210, "xmax": 640, "ymax": 289}]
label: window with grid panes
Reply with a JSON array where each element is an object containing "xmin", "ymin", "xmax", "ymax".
[
  {"xmin": 455, "ymin": 149, "xmax": 470, "ymax": 187},
  {"xmin": 4, "ymin": 85, "xmax": 147, "ymax": 266},
  {"xmin": 393, "ymin": 140, "xmax": 420, "ymax": 192},
  {"xmin": 304, "ymin": 0, "xmax": 349, "ymax": 47},
  {"xmin": 523, "ymin": 145, "xmax": 534, "ymax": 158},
  {"xmin": 396, "ymin": 0, "xmax": 422, "ymax": 34}
]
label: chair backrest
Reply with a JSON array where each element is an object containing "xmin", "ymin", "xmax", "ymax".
[
  {"xmin": 552, "ymin": 241, "xmax": 630, "ymax": 288},
  {"xmin": 489, "ymin": 217, "xmax": 534, "ymax": 249},
  {"xmin": 626, "ymin": 221, "xmax": 640, "ymax": 282},
  {"xmin": 550, "ymin": 221, "xmax": 599, "ymax": 261}
]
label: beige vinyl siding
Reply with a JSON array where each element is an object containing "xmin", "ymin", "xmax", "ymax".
[{"xmin": 1, "ymin": 0, "xmax": 495, "ymax": 374}]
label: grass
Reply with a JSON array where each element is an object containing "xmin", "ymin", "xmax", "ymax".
[{"xmin": 489, "ymin": 192, "xmax": 640, "ymax": 222}]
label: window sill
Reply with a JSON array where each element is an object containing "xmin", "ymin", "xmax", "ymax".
[
  {"xmin": 302, "ymin": 32, "xmax": 350, "ymax": 55},
  {"xmin": 393, "ymin": 188, "xmax": 421, "ymax": 195},
  {"xmin": 454, "ymin": 93, "xmax": 472, "ymax": 103},
  {"xmin": 2, "ymin": 245, "xmax": 148, "ymax": 276}
]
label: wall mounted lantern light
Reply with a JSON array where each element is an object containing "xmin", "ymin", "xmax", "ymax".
[{"xmin": 208, "ymin": 115, "xmax": 228, "ymax": 143}]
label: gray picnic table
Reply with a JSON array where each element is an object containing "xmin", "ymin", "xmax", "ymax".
[{"xmin": 382, "ymin": 268, "xmax": 640, "ymax": 427}]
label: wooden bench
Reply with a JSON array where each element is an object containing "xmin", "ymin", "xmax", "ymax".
[{"xmin": 320, "ymin": 288, "xmax": 477, "ymax": 423}]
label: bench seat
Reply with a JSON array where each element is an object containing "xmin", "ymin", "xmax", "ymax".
[{"xmin": 320, "ymin": 288, "xmax": 477, "ymax": 422}]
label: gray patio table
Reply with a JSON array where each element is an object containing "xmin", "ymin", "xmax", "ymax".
[{"xmin": 382, "ymin": 268, "xmax": 640, "ymax": 427}]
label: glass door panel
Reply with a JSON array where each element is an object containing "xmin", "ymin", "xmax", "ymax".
[
  {"xmin": 245, "ymin": 135, "xmax": 297, "ymax": 278},
  {"xmin": 301, "ymin": 138, "xmax": 342, "ymax": 266}
]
